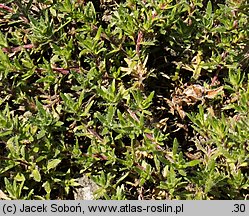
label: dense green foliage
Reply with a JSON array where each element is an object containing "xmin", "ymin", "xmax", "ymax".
[{"xmin": 0, "ymin": 0, "xmax": 248, "ymax": 199}]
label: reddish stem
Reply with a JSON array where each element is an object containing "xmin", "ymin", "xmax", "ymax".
[
  {"xmin": 0, "ymin": 3, "xmax": 29, "ymax": 23},
  {"xmin": 136, "ymin": 31, "xmax": 143, "ymax": 55},
  {"xmin": 0, "ymin": 4, "xmax": 13, "ymax": 13},
  {"xmin": 36, "ymin": 67, "xmax": 82, "ymax": 75},
  {"xmin": 2, "ymin": 44, "xmax": 34, "ymax": 53}
]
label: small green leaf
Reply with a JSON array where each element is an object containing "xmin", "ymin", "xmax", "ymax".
[
  {"xmin": 142, "ymin": 91, "xmax": 154, "ymax": 109},
  {"xmin": 36, "ymin": 100, "xmax": 46, "ymax": 117},
  {"xmin": 77, "ymin": 91, "xmax": 85, "ymax": 111},
  {"xmin": 14, "ymin": 173, "xmax": 25, "ymax": 182},
  {"xmin": 32, "ymin": 168, "xmax": 41, "ymax": 182},
  {"xmin": 95, "ymin": 112, "xmax": 106, "ymax": 124},
  {"xmin": 107, "ymin": 105, "xmax": 115, "ymax": 124},
  {"xmin": 178, "ymin": 169, "xmax": 187, "ymax": 176},
  {"xmin": 117, "ymin": 110, "xmax": 126, "ymax": 126},
  {"xmin": 81, "ymin": 100, "xmax": 94, "ymax": 117},
  {"xmin": 0, "ymin": 130, "xmax": 12, "ymax": 137},
  {"xmin": 60, "ymin": 93, "xmax": 75, "ymax": 112},
  {"xmin": 111, "ymin": 79, "xmax": 116, "ymax": 95},
  {"xmin": 172, "ymin": 138, "xmax": 179, "ymax": 157},
  {"xmin": 0, "ymin": 32, "xmax": 8, "ymax": 47},
  {"xmin": 47, "ymin": 159, "xmax": 61, "ymax": 171},
  {"xmin": 94, "ymin": 25, "xmax": 102, "ymax": 41},
  {"xmin": 206, "ymin": 1, "xmax": 212, "ymax": 18},
  {"xmin": 42, "ymin": 181, "xmax": 51, "ymax": 194},
  {"xmin": 37, "ymin": 130, "xmax": 46, "ymax": 139},
  {"xmin": 186, "ymin": 160, "xmax": 200, "ymax": 167}
]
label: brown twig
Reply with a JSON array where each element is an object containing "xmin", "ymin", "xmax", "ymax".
[
  {"xmin": 126, "ymin": 108, "xmax": 140, "ymax": 123},
  {"xmin": 87, "ymin": 128, "xmax": 104, "ymax": 142},
  {"xmin": 0, "ymin": 156, "xmax": 31, "ymax": 167},
  {"xmin": 82, "ymin": 153, "xmax": 108, "ymax": 161},
  {"xmin": 92, "ymin": 25, "xmax": 128, "ymax": 57}
]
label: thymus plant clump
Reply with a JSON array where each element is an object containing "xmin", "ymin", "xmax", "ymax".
[{"xmin": 0, "ymin": 0, "xmax": 248, "ymax": 199}]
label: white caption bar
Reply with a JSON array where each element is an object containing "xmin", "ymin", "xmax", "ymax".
[{"xmin": 0, "ymin": 201, "xmax": 247, "ymax": 216}]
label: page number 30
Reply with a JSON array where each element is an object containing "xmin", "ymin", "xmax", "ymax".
[{"xmin": 232, "ymin": 204, "xmax": 246, "ymax": 213}]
